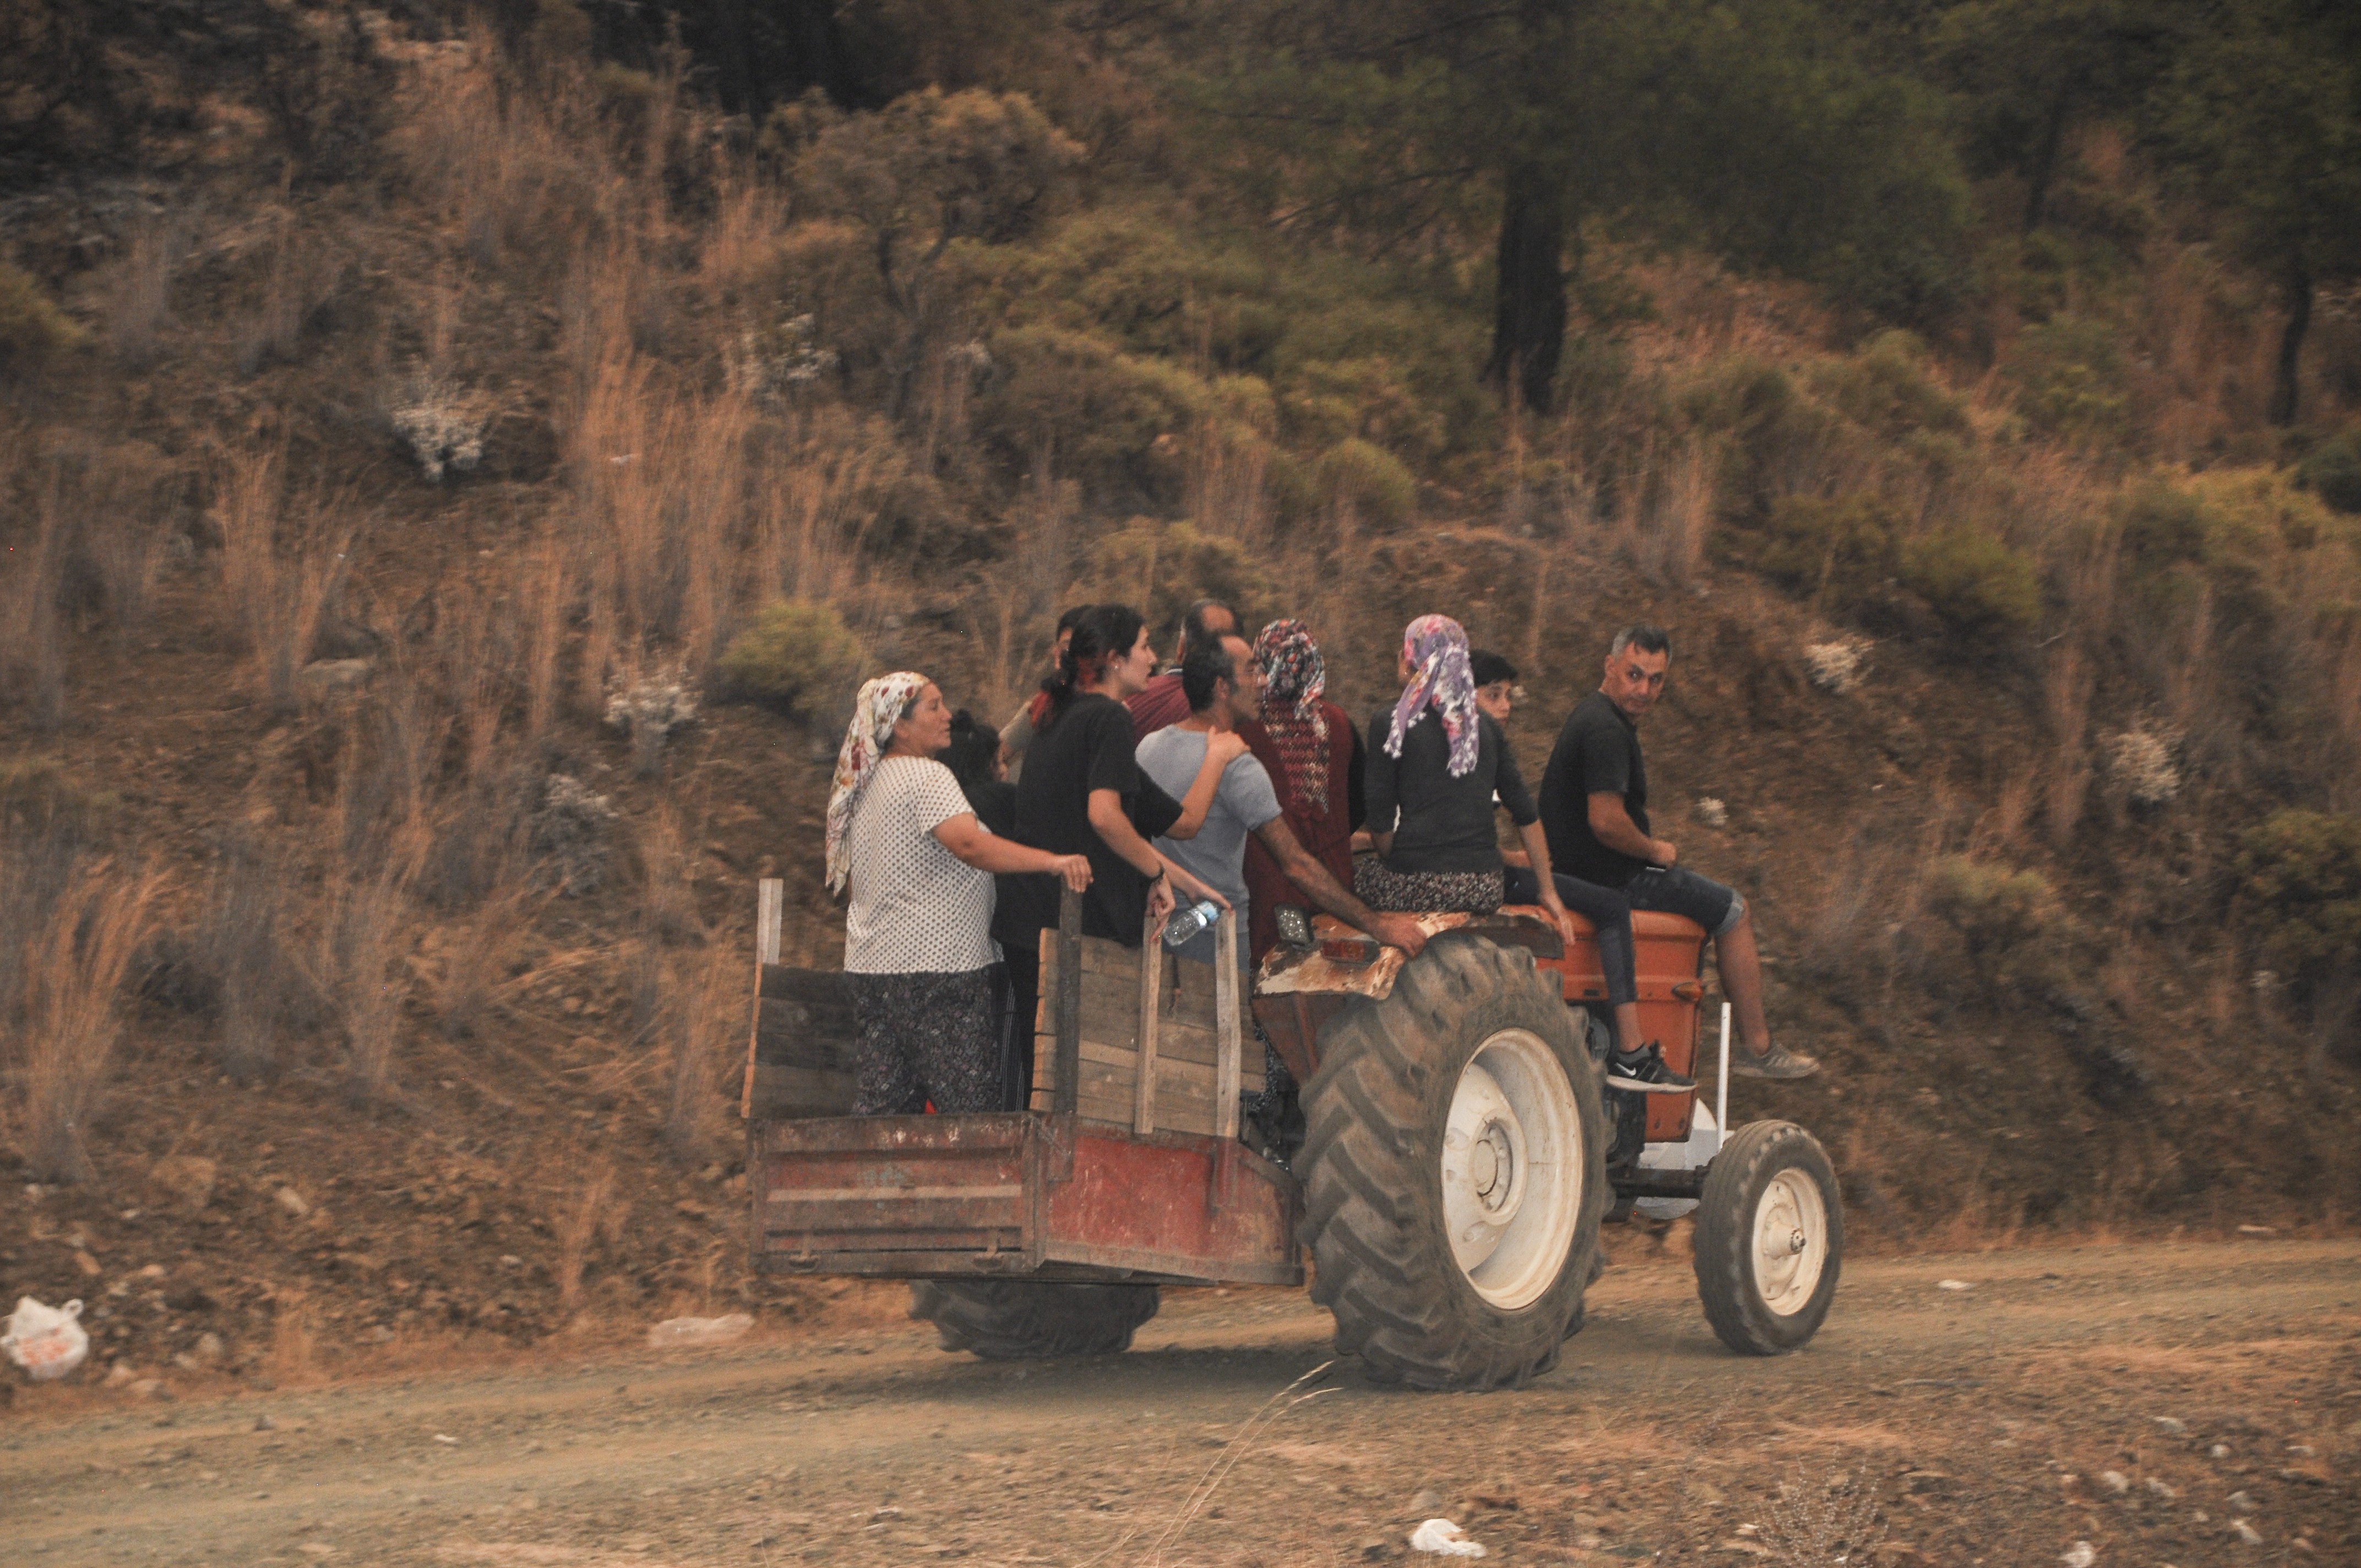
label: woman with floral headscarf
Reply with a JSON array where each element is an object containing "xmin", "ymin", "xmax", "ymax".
[
  {"xmin": 1359, "ymin": 616, "xmax": 1578, "ymax": 944},
  {"xmin": 829, "ymin": 672, "xmax": 1092, "ymax": 1115},
  {"xmin": 1238, "ymin": 619, "xmax": 1367, "ymax": 963}
]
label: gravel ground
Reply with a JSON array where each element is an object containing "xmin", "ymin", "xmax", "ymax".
[{"xmin": 6, "ymin": 1235, "xmax": 2354, "ymax": 1567}]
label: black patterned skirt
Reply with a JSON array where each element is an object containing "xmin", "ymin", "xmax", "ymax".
[
  {"xmin": 842, "ymin": 967, "xmax": 1002, "ymax": 1115},
  {"xmin": 1352, "ymin": 859, "xmax": 1504, "ymax": 916}
]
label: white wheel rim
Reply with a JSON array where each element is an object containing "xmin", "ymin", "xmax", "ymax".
[
  {"xmin": 1750, "ymin": 1168, "xmax": 1829, "ymax": 1316},
  {"xmin": 1440, "ymin": 1028, "xmax": 1584, "ymax": 1310}
]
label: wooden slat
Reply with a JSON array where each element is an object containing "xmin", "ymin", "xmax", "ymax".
[
  {"xmin": 1135, "ymin": 909, "xmax": 1163, "ymax": 1134},
  {"xmin": 1052, "ymin": 888, "xmax": 1082, "ymax": 1117},
  {"xmin": 1214, "ymin": 909, "xmax": 1242, "ymax": 1141},
  {"xmin": 748, "ymin": 1062, "xmax": 861, "ymax": 1119},
  {"xmin": 757, "ymin": 879, "xmax": 784, "ymax": 965}
]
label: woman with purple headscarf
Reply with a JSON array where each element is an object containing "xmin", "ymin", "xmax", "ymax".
[{"xmin": 1358, "ymin": 616, "xmax": 1578, "ymax": 944}]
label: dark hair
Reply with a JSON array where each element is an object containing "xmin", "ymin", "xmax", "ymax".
[
  {"xmin": 1175, "ymin": 597, "xmax": 1235, "ymax": 661},
  {"xmin": 1041, "ymin": 603, "xmax": 1146, "ymax": 724},
  {"xmin": 940, "ymin": 709, "xmax": 1001, "ymax": 793},
  {"xmin": 1179, "ymin": 638, "xmax": 1242, "ymax": 714},
  {"xmin": 1054, "ymin": 603, "xmax": 1092, "ymax": 640},
  {"xmin": 1609, "ymin": 624, "xmax": 1672, "ymax": 657},
  {"xmin": 1469, "ymin": 650, "xmax": 1518, "ymax": 688}
]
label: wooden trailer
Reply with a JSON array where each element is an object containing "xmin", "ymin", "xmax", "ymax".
[{"xmin": 743, "ymin": 882, "xmax": 1302, "ymax": 1288}]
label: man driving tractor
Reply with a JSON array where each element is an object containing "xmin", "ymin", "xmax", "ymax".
[{"xmin": 1538, "ymin": 624, "xmax": 1820, "ymax": 1080}]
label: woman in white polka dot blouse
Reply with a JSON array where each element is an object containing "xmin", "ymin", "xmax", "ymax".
[{"xmin": 828, "ymin": 672, "xmax": 1092, "ymax": 1114}]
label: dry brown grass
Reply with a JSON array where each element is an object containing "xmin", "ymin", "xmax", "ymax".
[
  {"xmin": 554, "ymin": 1161, "xmax": 616, "ymax": 1311},
  {"xmin": 0, "ymin": 479, "xmax": 69, "ymax": 730},
  {"xmin": 211, "ymin": 447, "xmax": 355, "ymax": 711},
  {"xmin": 14, "ymin": 862, "xmax": 163, "ymax": 1183},
  {"xmin": 101, "ymin": 219, "xmax": 181, "ymax": 367},
  {"xmin": 327, "ymin": 864, "xmax": 411, "ymax": 1107}
]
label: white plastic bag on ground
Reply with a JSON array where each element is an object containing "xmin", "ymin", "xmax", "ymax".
[
  {"xmin": 3, "ymin": 1297, "xmax": 89, "ymax": 1381},
  {"xmin": 1409, "ymin": 1518, "xmax": 1487, "ymax": 1558},
  {"xmin": 646, "ymin": 1312, "xmax": 752, "ymax": 1348}
]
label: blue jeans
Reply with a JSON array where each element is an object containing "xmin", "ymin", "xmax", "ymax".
[
  {"xmin": 1623, "ymin": 864, "xmax": 1747, "ymax": 937},
  {"xmin": 1504, "ymin": 868, "xmax": 1638, "ymax": 1008}
]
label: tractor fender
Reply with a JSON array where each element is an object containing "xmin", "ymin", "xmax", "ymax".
[{"xmin": 1248, "ymin": 909, "xmax": 1564, "ymax": 1082}]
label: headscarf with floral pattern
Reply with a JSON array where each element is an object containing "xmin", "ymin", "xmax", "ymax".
[
  {"xmin": 824, "ymin": 671, "xmax": 931, "ymax": 894},
  {"xmin": 1383, "ymin": 614, "xmax": 1480, "ymax": 778},
  {"xmin": 1253, "ymin": 619, "xmax": 1333, "ymax": 811}
]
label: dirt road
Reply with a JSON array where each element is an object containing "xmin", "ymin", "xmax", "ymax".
[{"xmin": 7, "ymin": 1237, "xmax": 2355, "ymax": 1568}]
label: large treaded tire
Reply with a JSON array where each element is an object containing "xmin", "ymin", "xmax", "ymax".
[
  {"xmin": 907, "ymin": 1280, "xmax": 1160, "ymax": 1360},
  {"xmin": 1301, "ymin": 934, "xmax": 1607, "ymax": 1390},
  {"xmin": 1694, "ymin": 1120, "xmax": 1842, "ymax": 1355}
]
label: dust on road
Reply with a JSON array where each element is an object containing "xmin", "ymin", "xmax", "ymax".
[{"xmin": 7, "ymin": 1238, "xmax": 2355, "ymax": 1568}]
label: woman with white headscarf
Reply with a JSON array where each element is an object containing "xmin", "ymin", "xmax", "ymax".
[
  {"xmin": 827, "ymin": 672, "xmax": 1091, "ymax": 1114},
  {"xmin": 1359, "ymin": 616, "xmax": 1577, "ymax": 945}
]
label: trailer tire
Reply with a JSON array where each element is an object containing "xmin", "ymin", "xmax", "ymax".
[
  {"xmin": 1301, "ymin": 934, "xmax": 1606, "ymax": 1390},
  {"xmin": 1694, "ymin": 1120, "xmax": 1842, "ymax": 1355},
  {"xmin": 908, "ymin": 1280, "xmax": 1160, "ymax": 1360}
]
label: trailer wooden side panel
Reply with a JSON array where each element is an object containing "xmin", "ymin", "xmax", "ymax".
[{"xmin": 750, "ymin": 1112, "xmax": 1302, "ymax": 1287}]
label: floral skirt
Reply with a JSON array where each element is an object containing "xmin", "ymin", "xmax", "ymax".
[
  {"xmin": 1352, "ymin": 859, "xmax": 1503, "ymax": 916},
  {"xmin": 842, "ymin": 967, "xmax": 1002, "ymax": 1115}
]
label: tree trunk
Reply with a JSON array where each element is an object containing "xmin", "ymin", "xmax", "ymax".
[
  {"xmin": 2022, "ymin": 91, "xmax": 2070, "ymax": 235},
  {"xmin": 2270, "ymin": 263, "xmax": 2311, "ymax": 427},
  {"xmin": 1484, "ymin": 163, "xmax": 1568, "ymax": 417}
]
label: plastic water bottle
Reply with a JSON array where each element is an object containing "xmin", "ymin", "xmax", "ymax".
[{"xmin": 1163, "ymin": 899, "xmax": 1221, "ymax": 950}]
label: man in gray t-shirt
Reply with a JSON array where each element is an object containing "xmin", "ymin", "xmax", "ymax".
[{"xmin": 1137, "ymin": 634, "xmax": 1428, "ymax": 968}]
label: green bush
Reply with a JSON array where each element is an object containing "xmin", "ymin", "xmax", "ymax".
[
  {"xmin": 1898, "ymin": 528, "xmax": 2043, "ymax": 639},
  {"xmin": 1756, "ymin": 493, "xmax": 1900, "ymax": 607},
  {"xmin": 2296, "ymin": 430, "xmax": 2361, "ymax": 516},
  {"xmin": 1927, "ymin": 856, "xmax": 2056, "ymax": 956},
  {"xmin": 2237, "ymin": 809, "xmax": 2361, "ymax": 1000},
  {"xmin": 2007, "ymin": 313, "xmax": 2130, "ymax": 443},
  {"xmin": 1313, "ymin": 438, "xmax": 1418, "ymax": 526},
  {"xmin": 716, "ymin": 600, "xmax": 869, "ymax": 718},
  {"xmin": 1808, "ymin": 330, "xmax": 1968, "ymax": 439},
  {"xmin": 1082, "ymin": 520, "xmax": 1277, "ymax": 644},
  {"xmin": 976, "ymin": 323, "xmax": 1212, "ymax": 499},
  {"xmin": 0, "ymin": 263, "xmax": 83, "ymax": 364}
]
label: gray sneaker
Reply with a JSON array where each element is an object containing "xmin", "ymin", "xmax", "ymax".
[{"xmin": 1731, "ymin": 1042, "xmax": 1820, "ymax": 1079}]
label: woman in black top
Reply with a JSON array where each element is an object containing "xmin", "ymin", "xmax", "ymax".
[
  {"xmin": 1359, "ymin": 614, "xmax": 1577, "ymax": 946},
  {"xmin": 992, "ymin": 604, "xmax": 1239, "ymax": 1106}
]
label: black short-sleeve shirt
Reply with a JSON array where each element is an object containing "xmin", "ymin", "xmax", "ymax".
[
  {"xmin": 1539, "ymin": 690, "xmax": 1650, "ymax": 889},
  {"xmin": 1363, "ymin": 705, "xmax": 1535, "ymax": 875},
  {"xmin": 993, "ymin": 693, "xmax": 1168, "ymax": 950}
]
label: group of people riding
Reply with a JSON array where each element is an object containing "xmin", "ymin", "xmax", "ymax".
[{"xmin": 823, "ymin": 599, "xmax": 1820, "ymax": 1140}]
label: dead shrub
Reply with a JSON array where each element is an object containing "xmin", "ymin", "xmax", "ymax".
[
  {"xmin": 101, "ymin": 220, "xmax": 182, "ymax": 367},
  {"xmin": 326, "ymin": 868, "xmax": 409, "ymax": 1107},
  {"xmin": 236, "ymin": 233, "xmax": 344, "ymax": 375},
  {"xmin": 200, "ymin": 838, "xmax": 300, "ymax": 1082},
  {"xmin": 0, "ymin": 480, "xmax": 70, "ymax": 730},
  {"xmin": 211, "ymin": 448, "xmax": 356, "ymax": 711},
  {"xmin": 663, "ymin": 944, "xmax": 738, "ymax": 1161},
  {"xmin": 12, "ymin": 862, "xmax": 162, "ymax": 1183},
  {"xmin": 554, "ymin": 1162, "xmax": 616, "ymax": 1311}
]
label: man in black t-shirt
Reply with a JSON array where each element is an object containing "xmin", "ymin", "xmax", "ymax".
[{"xmin": 1539, "ymin": 625, "xmax": 1820, "ymax": 1080}]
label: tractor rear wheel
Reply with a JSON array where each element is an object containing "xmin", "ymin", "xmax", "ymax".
[
  {"xmin": 1301, "ymin": 935, "xmax": 1606, "ymax": 1390},
  {"xmin": 908, "ymin": 1280, "xmax": 1160, "ymax": 1360},
  {"xmin": 1694, "ymin": 1120, "xmax": 1842, "ymax": 1355}
]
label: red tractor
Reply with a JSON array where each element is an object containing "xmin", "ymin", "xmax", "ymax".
[{"xmin": 744, "ymin": 883, "xmax": 1841, "ymax": 1390}]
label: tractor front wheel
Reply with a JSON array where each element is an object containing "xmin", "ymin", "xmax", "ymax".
[
  {"xmin": 1301, "ymin": 935, "xmax": 1606, "ymax": 1390},
  {"xmin": 908, "ymin": 1280, "xmax": 1160, "ymax": 1360},
  {"xmin": 1693, "ymin": 1120, "xmax": 1842, "ymax": 1354}
]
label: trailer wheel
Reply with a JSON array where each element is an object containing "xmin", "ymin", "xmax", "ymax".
[
  {"xmin": 1694, "ymin": 1120, "xmax": 1842, "ymax": 1355},
  {"xmin": 1301, "ymin": 934, "xmax": 1606, "ymax": 1390},
  {"xmin": 907, "ymin": 1280, "xmax": 1160, "ymax": 1360}
]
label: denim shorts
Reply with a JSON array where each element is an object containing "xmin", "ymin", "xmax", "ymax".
[{"xmin": 1623, "ymin": 865, "xmax": 1746, "ymax": 937}]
